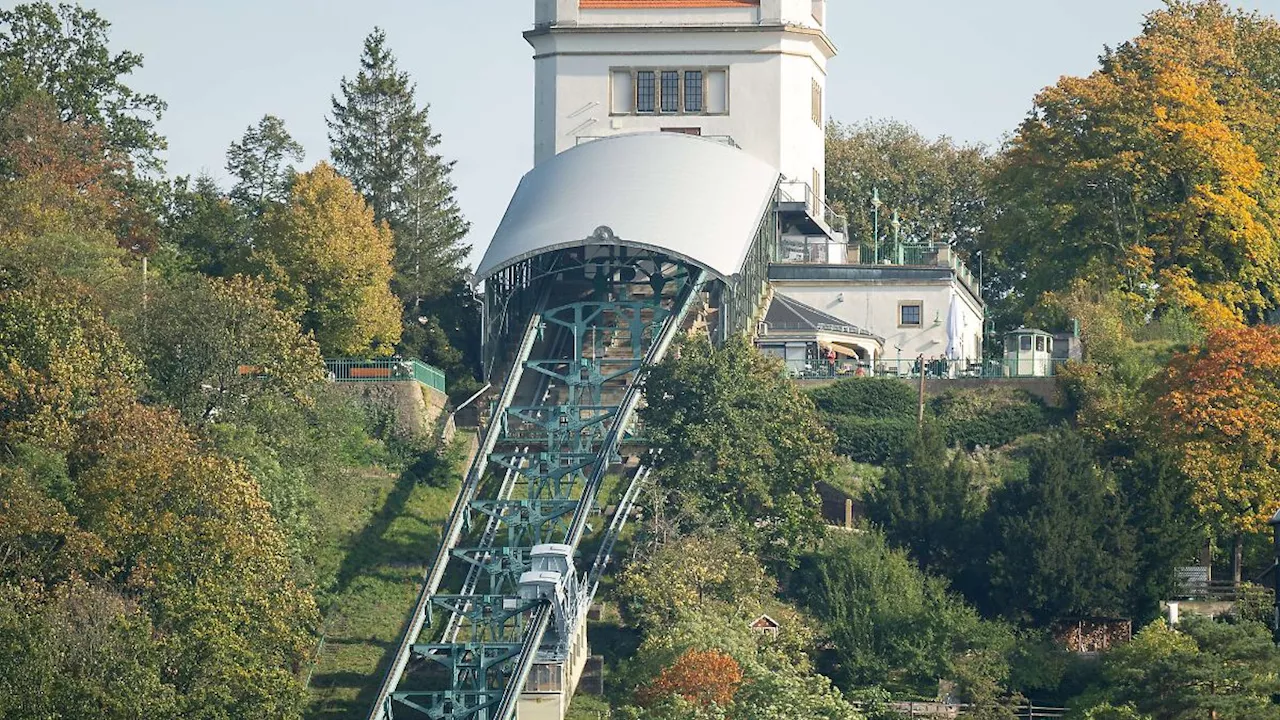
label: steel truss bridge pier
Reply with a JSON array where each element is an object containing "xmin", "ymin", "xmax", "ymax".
[{"xmin": 372, "ymin": 250, "xmax": 706, "ymax": 720}]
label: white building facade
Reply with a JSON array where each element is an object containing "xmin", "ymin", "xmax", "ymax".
[{"xmin": 527, "ymin": 0, "xmax": 833, "ymax": 204}]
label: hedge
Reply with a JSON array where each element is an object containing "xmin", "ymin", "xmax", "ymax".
[
  {"xmin": 808, "ymin": 379, "xmax": 917, "ymax": 419},
  {"xmin": 826, "ymin": 415, "xmax": 918, "ymax": 465},
  {"xmin": 931, "ymin": 388, "xmax": 1054, "ymax": 450}
]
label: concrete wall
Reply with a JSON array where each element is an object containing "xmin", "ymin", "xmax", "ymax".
[
  {"xmin": 796, "ymin": 376, "xmax": 1061, "ymax": 407},
  {"xmin": 330, "ymin": 381, "xmax": 447, "ymax": 437}
]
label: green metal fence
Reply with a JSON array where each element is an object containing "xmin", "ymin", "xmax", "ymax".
[
  {"xmin": 324, "ymin": 358, "xmax": 447, "ymax": 393},
  {"xmin": 875, "ymin": 356, "xmax": 1068, "ymax": 379},
  {"xmin": 791, "ymin": 357, "xmax": 1069, "ymax": 380}
]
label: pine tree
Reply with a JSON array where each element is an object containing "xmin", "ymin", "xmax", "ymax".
[
  {"xmin": 870, "ymin": 422, "xmax": 980, "ymax": 578},
  {"xmin": 226, "ymin": 114, "xmax": 303, "ymax": 216},
  {"xmin": 327, "ymin": 28, "xmax": 472, "ymax": 371},
  {"xmin": 986, "ymin": 431, "xmax": 1136, "ymax": 625}
]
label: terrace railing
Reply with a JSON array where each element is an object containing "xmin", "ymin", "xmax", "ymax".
[
  {"xmin": 849, "ymin": 701, "xmax": 1067, "ymax": 719},
  {"xmin": 325, "ymin": 358, "xmax": 447, "ymax": 394},
  {"xmin": 791, "ymin": 357, "xmax": 1069, "ymax": 381},
  {"xmin": 777, "ymin": 180, "xmax": 850, "ymax": 236}
]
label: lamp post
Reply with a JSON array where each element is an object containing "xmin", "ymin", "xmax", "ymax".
[
  {"xmin": 891, "ymin": 210, "xmax": 902, "ymax": 265},
  {"xmin": 871, "ymin": 187, "xmax": 883, "ymax": 264}
]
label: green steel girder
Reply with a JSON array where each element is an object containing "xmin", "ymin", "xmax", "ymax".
[
  {"xmin": 390, "ymin": 690, "xmax": 502, "ymax": 720},
  {"xmin": 450, "ymin": 547, "xmax": 529, "ymax": 595},
  {"xmin": 430, "ymin": 595, "xmax": 541, "ymax": 643},
  {"xmin": 523, "ymin": 357, "xmax": 644, "ymax": 392},
  {"xmin": 487, "ymin": 452, "xmax": 597, "ymax": 500},
  {"xmin": 391, "ymin": 253, "xmax": 702, "ymax": 720},
  {"xmin": 467, "ymin": 499, "xmax": 579, "ymax": 547},
  {"xmin": 502, "ymin": 404, "xmax": 618, "ymax": 440},
  {"xmin": 413, "ymin": 642, "xmax": 524, "ymax": 687}
]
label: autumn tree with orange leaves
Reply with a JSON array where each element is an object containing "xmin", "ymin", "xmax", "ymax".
[
  {"xmin": 982, "ymin": 1, "xmax": 1280, "ymax": 327},
  {"xmin": 637, "ymin": 648, "xmax": 744, "ymax": 709},
  {"xmin": 1156, "ymin": 325, "xmax": 1280, "ymax": 583}
]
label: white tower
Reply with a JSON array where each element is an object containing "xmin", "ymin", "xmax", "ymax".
[{"xmin": 527, "ymin": 0, "xmax": 835, "ymax": 200}]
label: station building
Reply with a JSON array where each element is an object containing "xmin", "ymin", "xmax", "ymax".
[{"xmin": 501, "ymin": 0, "xmax": 985, "ymax": 380}]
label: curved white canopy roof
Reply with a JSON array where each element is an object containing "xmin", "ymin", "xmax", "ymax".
[{"xmin": 476, "ymin": 133, "xmax": 781, "ymax": 282}]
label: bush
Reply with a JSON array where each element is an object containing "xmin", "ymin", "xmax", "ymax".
[
  {"xmin": 808, "ymin": 378, "xmax": 917, "ymax": 418},
  {"xmin": 931, "ymin": 388, "xmax": 1054, "ymax": 450},
  {"xmin": 827, "ymin": 416, "xmax": 917, "ymax": 464}
]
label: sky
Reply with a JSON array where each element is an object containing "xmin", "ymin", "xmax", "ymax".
[{"xmin": 73, "ymin": 0, "xmax": 1280, "ymax": 271}]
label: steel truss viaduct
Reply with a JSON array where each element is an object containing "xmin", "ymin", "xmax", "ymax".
[{"xmin": 371, "ymin": 248, "xmax": 708, "ymax": 720}]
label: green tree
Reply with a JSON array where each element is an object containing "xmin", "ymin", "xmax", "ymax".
[
  {"xmin": 1074, "ymin": 616, "xmax": 1280, "ymax": 719},
  {"xmin": 0, "ymin": 272, "xmax": 317, "ymax": 719},
  {"xmin": 328, "ymin": 28, "xmax": 473, "ymax": 370},
  {"xmin": 982, "ymin": 2, "xmax": 1280, "ymax": 326},
  {"xmin": 618, "ymin": 530, "xmax": 776, "ymax": 631},
  {"xmin": 163, "ymin": 174, "xmax": 250, "ymax": 277},
  {"xmin": 0, "ymin": 581, "xmax": 178, "ymax": 720},
  {"xmin": 869, "ymin": 421, "xmax": 980, "ymax": 575},
  {"xmin": 256, "ymin": 161, "xmax": 401, "ymax": 356},
  {"xmin": 1115, "ymin": 447, "xmax": 1200, "ymax": 620},
  {"xmin": 619, "ymin": 607, "xmax": 861, "ymax": 720},
  {"xmin": 985, "ymin": 431, "xmax": 1136, "ymax": 625},
  {"xmin": 135, "ymin": 273, "xmax": 324, "ymax": 423},
  {"xmin": 826, "ymin": 119, "xmax": 989, "ymax": 258},
  {"xmin": 0, "ymin": 2, "xmax": 165, "ymax": 170},
  {"xmin": 792, "ymin": 531, "xmax": 1016, "ymax": 700},
  {"xmin": 640, "ymin": 336, "xmax": 836, "ymax": 558},
  {"xmin": 226, "ymin": 113, "xmax": 304, "ymax": 216}
]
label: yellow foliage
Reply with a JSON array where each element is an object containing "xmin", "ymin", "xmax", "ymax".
[
  {"xmin": 989, "ymin": 2, "xmax": 1280, "ymax": 324},
  {"xmin": 258, "ymin": 162, "xmax": 401, "ymax": 356}
]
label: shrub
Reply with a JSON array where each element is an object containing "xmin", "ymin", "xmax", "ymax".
[
  {"xmin": 808, "ymin": 378, "xmax": 917, "ymax": 418},
  {"xmin": 827, "ymin": 416, "xmax": 917, "ymax": 465},
  {"xmin": 931, "ymin": 388, "xmax": 1054, "ymax": 450}
]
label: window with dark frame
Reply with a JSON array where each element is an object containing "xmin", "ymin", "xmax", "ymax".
[
  {"xmin": 660, "ymin": 71, "xmax": 680, "ymax": 113},
  {"xmin": 900, "ymin": 304, "xmax": 922, "ymax": 327},
  {"xmin": 614, "ymin": 67, "xmax": 725, "ymax": 116},
  {"xmin": 684, "ymin": 70, "xmax": 703, "ymax": 112},
  {"xmin": 636, "ymin": 71, "xmax": 656, "ymax": 113}
]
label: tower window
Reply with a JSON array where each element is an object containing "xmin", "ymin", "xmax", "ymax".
[
  {"xmin": 684, "ymin": 70, "xmax": 703, "ymax": 113},
  {"xmin": 636, "ymin": 71, "xmax": 656, "ymax": 113},
  {"xmin": 811, "ymin": 79, "xmax": 823, "ymax": 126},
  {"xmin": 612, "ymin": 67, "xmax": 727, "ymax": 116},
  {"xmin": 660, "ymin": 71, "xmax": 680, "ymax": 113}
]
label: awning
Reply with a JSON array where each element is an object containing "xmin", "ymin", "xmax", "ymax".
[{"xmin": 826, "ymin": 343, "xmax": 862, "ymax": 358}]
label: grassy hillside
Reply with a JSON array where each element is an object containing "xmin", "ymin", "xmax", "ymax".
[{"xmin": 304, "ymin": 434, "xmax": 473, "ymax": 720}]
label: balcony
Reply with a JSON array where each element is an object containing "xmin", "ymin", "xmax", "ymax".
[
  {"xmin": 774, "ymin": 237, "xmax": 981, "ymax": 298},
  {"xmin": 776, "ymin": 180, "xmax": 848, "ymax": 239}
]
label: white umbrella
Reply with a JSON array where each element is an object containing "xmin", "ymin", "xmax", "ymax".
[{"xmin": 945, "ymin": 292, "xmax": 964, "ymax": 361}]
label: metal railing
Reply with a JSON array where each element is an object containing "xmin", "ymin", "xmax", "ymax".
[
  {"xmin": 792, "ymin": 357, "xmax": 1069, "ymax": 381},
  {"xmin": 1171, "ymin": 580, "xmax": 1242, "ymax": 602},
  {"xmin": 325, "ymin": 358, "xmax": 446, "ymax": 394},
  {"xmin": 777, "ymin": 180, "xmax": 850, "ymax": 236},
  {"xmin": 763, "ymin": 319, "xmax": 878, "ymax": 337},
  {"xmin": 851, "ymin": 701, "xmax": 1067, "ymax": 719},
  {"xmin": 574, "ymin": 133, "xmax": 741, "ymax": 149}
]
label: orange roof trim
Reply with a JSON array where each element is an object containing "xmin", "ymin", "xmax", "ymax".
[{"xmin": 581, "ymin": 0, "xmax": 759, "ymax": 8}]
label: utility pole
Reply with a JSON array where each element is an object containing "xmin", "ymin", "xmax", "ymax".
[
  {"xmin": 917, "ymin": 353, "xmax": 926, "ymax": 429},
  {"xmin": 1269, "ymin": 509, "xmax": 1280, "ymax": 642}
]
